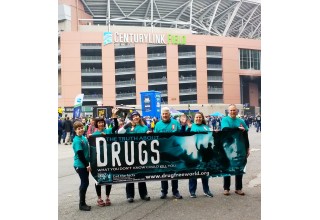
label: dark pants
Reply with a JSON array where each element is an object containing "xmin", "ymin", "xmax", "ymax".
[
  {"xmin": 256, "ymin": 122, "xmax": 261, "ymax": 132},
  {"xmin": 223, "ymin": 175, "xmax": 243, "ymax": 191},
  {"xmin": 58, "ymin": 130, "xmax": 62, "ymax": 144},
  {"xmin": 161, "ymin": 180, "xmax": 179, "ymax": 194},
  {"xmin": 70, "ymin": 130, "xmax": 76, "ymax": 142},
  {"xmin": 189, "ymin": 177, "xmax": 209, "ymax": 194},
  {"xmin": 74, "ymin": 167, "xmax": 89, "ymax": 191},
  {"xmin": 95, "ymin": 184, "xmax": 112, "ymax": 197},
  {"xmin": 62, "ymin": 130, "xmax": 66, "ymax": 142},
  {"xmin": 126, "ymin": 182, "xmax": 148, "ymax": 199}
]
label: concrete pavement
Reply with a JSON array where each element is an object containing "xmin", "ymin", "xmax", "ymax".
[{"xmin": 58, "ymin": 127, "xmax": 261, "ymax": 220}]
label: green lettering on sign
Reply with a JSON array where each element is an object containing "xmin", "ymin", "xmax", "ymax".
[{"xmin": 167, "ymin": 34, "xmax": 186, "ymax": 45}]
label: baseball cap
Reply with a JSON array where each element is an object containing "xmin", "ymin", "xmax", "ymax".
[{"xmin": 130, "ymin": 111, "xmax": 141, "ymax": 119}]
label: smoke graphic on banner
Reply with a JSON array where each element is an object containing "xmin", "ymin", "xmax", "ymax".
[{"xmin": 88, "ymin": 129, "xmax": 249, "ymax": 185}]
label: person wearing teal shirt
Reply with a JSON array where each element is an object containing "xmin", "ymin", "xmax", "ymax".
[
  {"xmin": 72, "ymin": 121, "xmax": 91, "ymax": 211},
  {"xmin": 221, "ymin": 104, "xmax": 250, "ymax": 196},
  {"xmin": 125, "ymin": 111, "xmax": 151, "ymax": 203},
  {"xmin": 154, "ymin": 107, "xmax": 183, "ymax": 199},
  {"xmin": 91, "ymin": 108, "xmax": 119, "ymax": 207},
  {"xmin": 188, "ymin": 112, "xmax": 214, "ymax": 198}
]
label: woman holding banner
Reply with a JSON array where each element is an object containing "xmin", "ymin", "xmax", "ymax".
[
  {"xmin": 91, "ymin": 107, "xmax": 119, "ymax": 207},
  {"xmin": 124, "ymin": 111, "xmax": 151, "ymax": 203},
  {"xmin": 72, "ymin": 121, "xmax": 91, "ymax": 211},
  {"xmin": 188, "ymin": 112, "xmax": 214, "ymax": 198}
]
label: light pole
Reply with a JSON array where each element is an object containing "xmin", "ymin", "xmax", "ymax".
[{"xmin": 240, "ymin": 77, "xmax": 244, "ymax": 105}]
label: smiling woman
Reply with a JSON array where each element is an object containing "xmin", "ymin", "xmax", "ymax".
[
  {"xmin": 72, "ymin": 120, "xmax": 91, "ymax": 211},
  {"xmin": 123, "ymin": 110, "xmax": 151, "ymax": 203},
  {"xmin": 188, "ymin": 112, "xmax": 214, "ymax": 198}
]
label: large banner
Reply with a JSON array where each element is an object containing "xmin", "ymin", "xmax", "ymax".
[{"xmin": 88, "ymin": 129, "xmax": 249, "ymax": 185}]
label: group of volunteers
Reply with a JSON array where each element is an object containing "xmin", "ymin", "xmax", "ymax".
[{"xmin": 72, "ymin": 104, "xmax": 250, "ymax": 211}]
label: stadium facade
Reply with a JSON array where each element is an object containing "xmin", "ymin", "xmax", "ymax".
[{"xmin": 58, "ymin": 0, "xmax": 261, "ymax": 115}]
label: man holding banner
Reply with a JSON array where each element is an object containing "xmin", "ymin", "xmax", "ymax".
[
  {"xmin": 154, "ymin": 107, "xmax": 183, "ymax": 199},
  {"xmin": 221, "ymin": 104, "xmax": 250, "ymax": 196}
]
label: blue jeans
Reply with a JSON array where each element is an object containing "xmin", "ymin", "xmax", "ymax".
[
  {"xmin": 161, "ymin": 180, "xmax": 179, "ymax": 194},
  {"xmin": 189, "ymin": 177, "xmax": 209, "ymax": 194},
  {"xmin": 62, "ymin": 130, "xmax": 66, "ymax": 142},
  {"xmin": 256, "ymin": 122, "xmax": 261, "ymax": 132}
]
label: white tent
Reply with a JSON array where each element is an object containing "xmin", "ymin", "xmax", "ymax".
[{"xmin": 169, "ymin": 107, "xmax": 184, "ymax": 117}]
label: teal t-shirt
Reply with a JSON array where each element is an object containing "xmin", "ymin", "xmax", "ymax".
[
  {"xmin": 73, "ymin": 135, "xmax": 90, "ymax": 168},
  {"xmin": 92, "ymin": 128, "xmax": 112, "ymax": 135},
  {"xmin": 154, "ymin": 119, "xmax": 181, "ymax": 133},
  {"xmin": 126, "ymin": 124, "xmax": 148, "ymax": 133},
  {"xmin": 221, "ymin": 116, "xmax": 248, "ymax": 131},
  {"xmin": 190, "ymin": 123, "xmax": 210, "ymax": 132}
]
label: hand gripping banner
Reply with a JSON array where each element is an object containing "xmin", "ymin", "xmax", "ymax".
[{"xmin": 88, "ymin": 129, "xmax": 249, "ymax": 185}]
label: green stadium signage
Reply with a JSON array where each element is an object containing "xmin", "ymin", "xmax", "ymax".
[{"xmin": 167, "ymin": 34, "xmax": 186, "ymax": 45}]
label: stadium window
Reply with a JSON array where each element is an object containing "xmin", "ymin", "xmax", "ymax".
[{"xmin": 240, "ymin": 49, "xmax": 260, "ymax": 70}]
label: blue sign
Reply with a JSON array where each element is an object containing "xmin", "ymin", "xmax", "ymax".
[
  {"xmin": 140, "ymin": 91, "xmax": 161, "ymax": 119},
  {"xmin": 73, "ymin": 106, "xmax": 82, "ymax": 119}
]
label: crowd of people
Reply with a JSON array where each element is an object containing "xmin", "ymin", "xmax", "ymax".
[{"xmin": 61, "ymin": 106, "xmax": 260, "ymax": 211}]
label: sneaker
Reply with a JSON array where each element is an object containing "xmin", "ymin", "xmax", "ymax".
[
  {"xmin": 223, "ymin": 190, "xmax": 230, "ymax": 196},
  {"xmin": 173, "ymin": 192, "xmax": 183, "ymax": 199},
  {"xmin": 127, "ymin": 198, "xmax": 134, "ymax": 203},
  {"xmin": 105, "ymin": 198, "xmax": 111, "ymax": 206},
  {"xmin": 160, "ymin": 192, "xmax": 167, "ymax": 199},
  {"xmin": 97, "ymin": 198, "xmax": 105, "ymax": 207},
  {"xmin": 141, "ymin": 195, "xmax": 151, "ymax": 201},
  {"xmin": 235, "ymin": 190, "xmax": 245, "ymax": 196},
  {"xmin": 190, "ymin": 193, "xmax": 197, "ymax": 198},
  {"xmin": 204, "ymin": 191, "xmax": 214, "ymax": 197},
  {"xmin": 79, "ymin": 203, "xmax": 91, "ymax": 211}
]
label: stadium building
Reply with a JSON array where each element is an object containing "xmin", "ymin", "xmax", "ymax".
[{"xmin": 58, "ymin": 0, "xmax": 261, "ymax": 115}]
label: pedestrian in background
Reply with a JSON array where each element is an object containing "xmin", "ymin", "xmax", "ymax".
[
  {"xmin": 58, "ymin": 117, "xmax": 63, "ymax": 144},
  {"xmin": 63, "ymin": 117, "xmax": 73, "ymax": 145},
  {"xmin": 86, "ymin": 118, "xmax": 96, "ymax": 139},
  {"xmin": 255, "ymin": 114, "xmax": 261, "ymax": 132}
]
